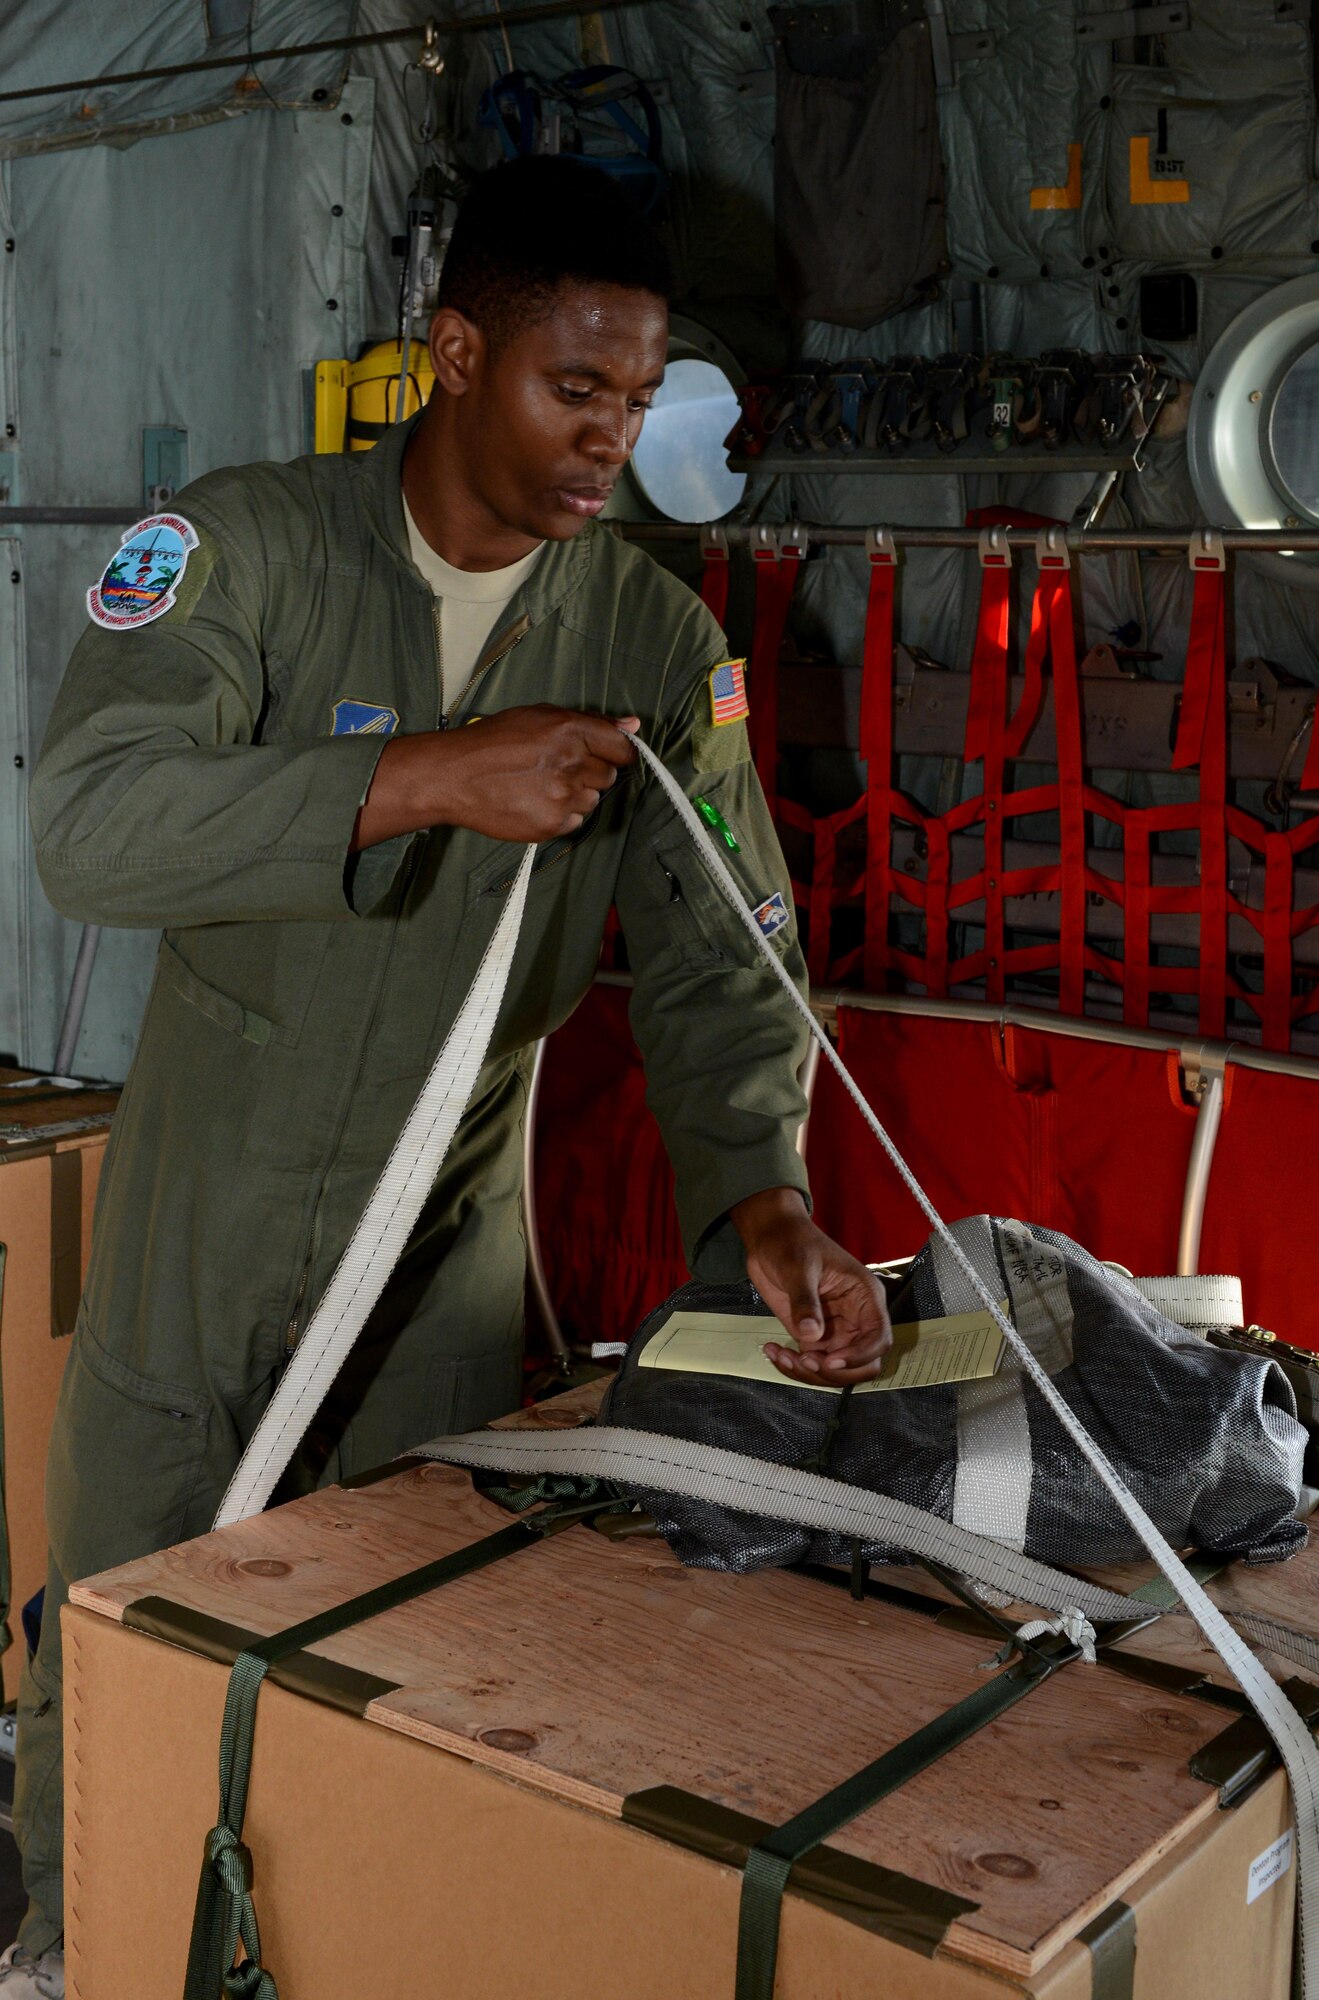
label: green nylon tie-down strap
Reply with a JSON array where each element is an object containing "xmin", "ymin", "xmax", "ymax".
[
  {"xmin": 734, "ymin": 1630, "xmax": 1083, "ymax": 2000},
  {"xmin": 179, "ymin": 1498, "xmax": 608, "ymax": 2000}
]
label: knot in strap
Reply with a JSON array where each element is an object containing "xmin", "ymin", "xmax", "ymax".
[
  {"xmin": 223, "ymin": 1960, "xmax": 279, "ymax": 2000},
  {"xmin": 208, "ymin": 1822, "xmax": 254, "ymax": 1896}
]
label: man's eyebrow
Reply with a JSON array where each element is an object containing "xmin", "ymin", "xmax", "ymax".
[{"xmin": 550, "ymin": 361, "xmax": 667, "ymax": 389}]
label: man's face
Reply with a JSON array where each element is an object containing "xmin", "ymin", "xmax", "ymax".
[{"xmin": 432, "ymin": 281, "xmax": 669, "ymax": 542}]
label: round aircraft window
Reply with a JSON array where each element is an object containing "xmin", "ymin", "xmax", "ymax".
[
  {"xmin": 629, "ymin": 358, "xmax": 746, "ymax": 523},
  {"xmin": 1188, "ymin": 274, "xmax": 1319, "ymax": 576},
  {"xmin": 1267, "ymin": 341, "xmax": 1319, "ymax": 523}
]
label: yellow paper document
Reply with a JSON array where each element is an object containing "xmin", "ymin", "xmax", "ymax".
[{"xmin": 637, "ymin": 1307, "xmax": 1005, "ymax": 1394}]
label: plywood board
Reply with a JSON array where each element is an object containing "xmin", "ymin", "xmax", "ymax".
[{"xmin": 73, "ymin": 1441, "xmax": 1260, "ymax": 1979}]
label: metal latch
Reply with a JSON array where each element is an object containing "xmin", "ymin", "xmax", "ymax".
[
  {"xmin": 1036, "ymin": 524, "xmax": 1070, "ymax": 571},
  {"xmin": 1188, "ymin": 526, "xmax": 1226, "ymax": 573},
  {"xmin": 865, "ymin": 526, "xmax": 898, "ymax": 567},
  {"xmin": 699, "ymin": 523, "xmax": 730, "ymax": 564},
  {"xmin": 749, "ymin": 524, "xmax": 809, "ymax": 563},
  {"xmin": 978, "ymin": 524, "xmax": 1012, "ymax": 570}
]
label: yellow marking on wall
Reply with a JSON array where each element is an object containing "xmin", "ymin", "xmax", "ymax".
[
  {"xmin": 1030, "ymin": 142, "xmax": 1082, "ymax": 211},
  {"xmin": 1129, "ymin": 134, "xmax": 1190, "ymax": 204}
]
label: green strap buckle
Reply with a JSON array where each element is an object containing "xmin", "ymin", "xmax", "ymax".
[{"xmin": 694, "ymin": 794, "xmax": 740, "ymax": 851}]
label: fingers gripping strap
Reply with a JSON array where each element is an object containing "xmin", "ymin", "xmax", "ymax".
[
  {"xmin": 619, "ymin": 735, "xmax": 1319, "ymax": 2000},
  {"xmin": 214, "ymin": 844, "xmax": 537, "ymax": 1530}
]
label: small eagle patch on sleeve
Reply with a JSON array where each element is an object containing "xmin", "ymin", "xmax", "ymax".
[{"xmin": 708, "ymin": 658, "xmax": 749, "ymax": 727}]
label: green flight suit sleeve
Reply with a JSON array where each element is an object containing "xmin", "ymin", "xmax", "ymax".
[
  {"xmin": 29, "ymin": 508, "xmax": 403, "ymax": 928},
  {"xmin": 614, "ymin": 645, "xmax": 812, "ymax": 1283}
]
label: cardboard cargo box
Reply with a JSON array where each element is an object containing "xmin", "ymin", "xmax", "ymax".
[
  {"xmin": 65, "ymin": 1385, "xmax": 1312, "ymax": 2000},
  {"xmin": 0, "ymin": 1069, "xmax": 116, "ymax": 1701}
]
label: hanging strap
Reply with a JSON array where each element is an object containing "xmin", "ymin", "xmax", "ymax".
[
  {"xmin": 1171, "ymin": 539, "xmax": 1231, "ymax": 1036},
  {"xmin": 747, "ymin": 530, "xmax": 805, "ymax": 817},
  {"xmin": 1040, "ymin": 535, "xmax": 1088, "ymax": 1017},
  {"xmin": 182, "ymin": 1501, "xmax": 605, "ymax": 2000},
  {"xmin": 963, "ymin": 530, "xmax": 1012, "ymax": 765},
  {"xmin": 699, "ymin": 524, "xmax": 731, "ymax": 628},
  {"xmin": 860, "ymin": 530, "xmax": 898, "ymax": 991}
]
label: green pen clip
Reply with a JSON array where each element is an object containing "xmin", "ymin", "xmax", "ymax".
[{"xmin": 695, "ymin": 795, "xmax": 740, "ymax": 852}]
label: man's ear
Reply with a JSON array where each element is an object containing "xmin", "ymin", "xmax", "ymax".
[{"xmin": 428, "ymin": 306, "xmax": 484, "ymax": 398}]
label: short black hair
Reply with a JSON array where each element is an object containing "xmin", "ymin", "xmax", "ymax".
[{"xmin": 437, "ymin": 156, "xmax": 672, "ymax": 351}]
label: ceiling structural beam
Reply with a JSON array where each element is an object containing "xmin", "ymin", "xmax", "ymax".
[{"xmin": 0, "ymin": 0, "xmax": 646, "ymax": 107}]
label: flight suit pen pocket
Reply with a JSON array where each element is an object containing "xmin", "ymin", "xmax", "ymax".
[{"xmin": 157, "ymin": 936, "xmax": 279, "ymax": 1046}]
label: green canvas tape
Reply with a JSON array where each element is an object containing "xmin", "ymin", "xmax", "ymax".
[
  {"xmin": 122, "ymin": 1595, "xmax": 401, "ymax": 1717},
  {"xmin": 621, "ymin": 1784, "xmax": 977, "ymax": 1958},
  {"xmin": 1190, "ymin": 1676, "xmax": 1319, "ymax": 1806},
  {"xmin": 1078, "ymin": 1899, "xmax": 1136, "ymax": 2000},
  {"xmin": 336, "ymin": 1454, "xmax": 433, "ymax": 1490}
]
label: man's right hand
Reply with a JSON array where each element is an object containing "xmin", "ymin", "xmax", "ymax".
[{"xmin": 351, "ymin": 705, "xmax": 640, "ymax": 851}]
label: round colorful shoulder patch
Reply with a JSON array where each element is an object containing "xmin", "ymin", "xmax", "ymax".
[{"xmin": 87, "ymin": 514, "xmax": 199, "ymax": 631}]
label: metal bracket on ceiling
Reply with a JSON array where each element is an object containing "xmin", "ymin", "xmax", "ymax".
[
  {"xmin": 978, "ymin": 524, "xmax": 1012, "ymax": 569},
  {"xmin": 699, "ymin": 523, "xmax": 731, "ymax": 564},
  {"xmin": 1036, "ymin": 524, "xmax": 1071, "ymax": 571},
  {"xmin": 750, "ymin": 523, "xmax": 809, "ymax": 562},
  {"xmin": 1076, "ymin": 4, "xmax": 1191, "ymax": 40},
  {"xmin": 1189, "ymin": 526, "xmax": 1227, "ymax": 573}
]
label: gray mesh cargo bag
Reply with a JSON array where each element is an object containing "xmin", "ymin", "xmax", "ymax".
[{"xmin": 600, "ymin": 1216, "xmax": 1307, "ymax": 1575}]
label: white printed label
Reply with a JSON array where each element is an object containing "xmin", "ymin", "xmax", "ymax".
[{"xmin": 1247, "ymin": 1829, "xmax": 1293, "ymax": 1905}]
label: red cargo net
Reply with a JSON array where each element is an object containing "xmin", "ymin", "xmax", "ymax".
[{"xmin": 703, "ymin": 535, "xmax": 1319, "ymax": 1052}]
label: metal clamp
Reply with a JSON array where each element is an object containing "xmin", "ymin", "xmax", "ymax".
[
  {"xmin": 750, "ymin": 523, "xmax": 809, "ymax": 562},
  {"xmin": 1036, "ymin": 524, "xmax": 1071, "ymax": 571},
  {"xmin": 416, "ymin": 17, "xmax": 445, "ymax": 72},
  {"xmin": 978, "ymin": 525, "xmax": 1012, "ymax": 570},
  {"xmin": 1189, "ymin": 526, "xmax": 1227, "ymax": 573},
  {"xmin": 699, "ymin": 522, "xmax": 730, "ymax": 563},
  {"xmin": 865, "ymin": 526, "xmax": 898, "ymax": 567}
]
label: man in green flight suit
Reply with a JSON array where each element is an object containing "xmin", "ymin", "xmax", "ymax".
[{"xmin": 8, "ymin": 156, "xmax": 890, "ymax": 1992}]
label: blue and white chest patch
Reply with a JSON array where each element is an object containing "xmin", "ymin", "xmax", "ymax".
[
  {"xmin": 87, "ymin": 514, "xmax": 199, "ymax": 630},
  {"xmin": 331, "ymin": 699, "xmax": 399, "ymax": 738},
  {"xmin": 753, "ymin": 890, "xmax": 791, "ymax": 940}
]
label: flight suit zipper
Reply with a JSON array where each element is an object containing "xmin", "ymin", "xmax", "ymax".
[{"xmin": 445, "ymin": 613, "xmax": 532, "ymax": 726}]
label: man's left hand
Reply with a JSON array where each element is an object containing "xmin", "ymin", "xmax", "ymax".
[{"xmin": 729, "ymin": 1187, "xmax": 892, "ymax": 1385}]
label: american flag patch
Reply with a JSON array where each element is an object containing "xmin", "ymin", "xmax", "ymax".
[{"xmin": 708, "ymin": 658, "xmax": 749, "ymax": 727}]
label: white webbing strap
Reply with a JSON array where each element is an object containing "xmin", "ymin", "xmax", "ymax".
[
  {"xmin": 412, "ymin": 1424, "xmax": 1319, "ymax": 1681},
  {"xmin": 1137, "ymin": 1274, "xmax": 1245, "ymax": 1329},
  {"xmin": 621, "ymin": 735, "xmax": 1319, "ymax": 1995},
  {"xmin": 214, "ymin": 844, "xmax": 538, "ymax": 1529}
]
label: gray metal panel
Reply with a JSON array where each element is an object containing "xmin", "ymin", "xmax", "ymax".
[{"xmin": 3, "ymin": 75, "xmax": 375, "ymax": 1077}]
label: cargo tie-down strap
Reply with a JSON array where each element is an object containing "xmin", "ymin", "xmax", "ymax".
[{"xmin": 212, "ymin": 734, "xmax": 1319, "ymax": 1999}]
